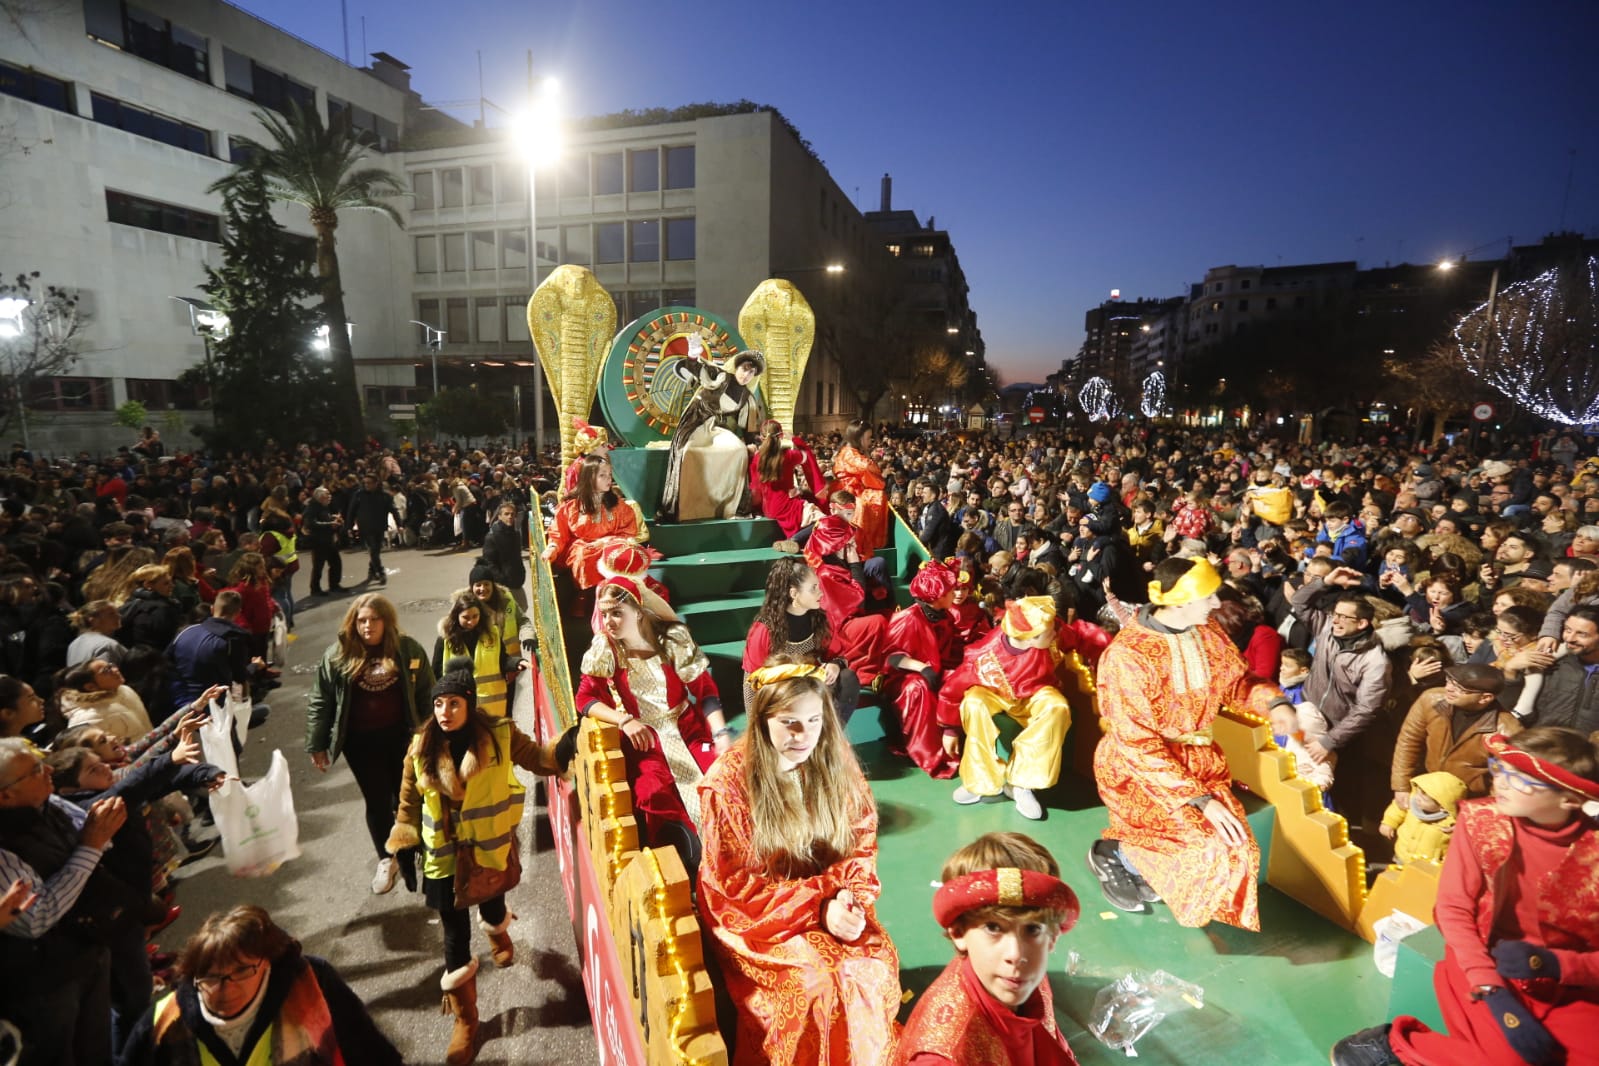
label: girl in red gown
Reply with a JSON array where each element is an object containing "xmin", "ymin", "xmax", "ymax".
[
  {"xmin": 831, "ymin": 419, "xmax": 889, "ymax": 554},
  {"xmin": 542, "ymin": 454, "xmax": 644, "ymax": 589},
  {"xmin": 743, "ymin": 556, "xmax": 862, "ymax": 721},
  {"xmin": 748, "ymin": 419, "xmax": 825, "ymax": 540}
]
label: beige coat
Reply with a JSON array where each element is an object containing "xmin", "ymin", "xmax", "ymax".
[{"xmin": 61, "ymin": 684, "xmax": 154, "ymax": 740}]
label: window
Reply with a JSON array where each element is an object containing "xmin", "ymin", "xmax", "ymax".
[
  {"xmin": 500, "ymin": 230, "xmax": 527, "ymax": 269},
  {"xmin": 475, "ymin": 298, "xmax": 501, "ymax": 342},
  {"xmin": 442, "ymin": 233, "xmax": 466, "ymax": 273},
  {"xmin": 629, "ymin": 220, "xmax": 659, "ymax": 263},
  {"xmin": 328, "ymin": 96, "xmax": 390, "ymax": 150},
  {"xmin": 562, "ymin": 225, "xmax": 592, "ymax": 267},
  {"xmin": 412, "ymin": 172, "xmax": 435, "ymax": 210},
  {"xmin": 470, "ymin": 166, "xmax": 494, "ymax": 206},
  {"xmin": 628, "ymin": 149, "xmax": 659, "ymax": 193},
  {"xmin": 470, "ymin": 231, "xmax": 496, "ymax": 271},
  {"xmin": 439, "ymin": 168, "xmax": 464, "ymax": 208},
  {"xmin": 125, "ymin": 378, "xmax": 203, "ymax": 409},
  {"xmin": 28, "ymin": 376, "xmax": 111, "ymax": 412},
  {"xmin": 560, "ymin": 155, "xmax": 589, "ymax": 197},
  {"xmin": 106, "ymin": 190, "xmax": 220, "ymax": 242},
  {"xmin": 828, "ymin": 382, "xmax": 836, "ymax": 414},
  {"xmin": 445, "ymin": 298, "xmax": 470, "ymax": 342},
  {"xmin": 887, "ymin": 243, "xmax": 901, "ymax": 257},
  {"xmin": 536, "ymin": 226, "xmax": 558, "ymax": 267},
  {"xmin": 416, "ymin": 300, "xmax": 440, "ymax": 339},
  {"xmin": 414, "ymin": 235, "xmax": 438, "ymax": 273},
  {"xmin": 662, "ymin": 288, "xmax": 695, "ymax": 307},
  {"xmin": 91, "ymin": 93, "xmax": 209, "ymax": 155},
  {"xmin": 498, "ymin": 164, "xmax": 525, "ymax": 203},
  {"xmin": 1240, "ymin": 279, "xmax": 1251, "ymax": 290},
  {"xmin": 0, "ymin": 60, "xmax": 73, "ymax": 113},
  {"xmin": 595, "ymin": 222, "xmax": 624, "ymax": 264},
  {"xmin": 626, "ymin": 290, "xmax": 658, "ymax": 322},
  {"xmin": 664, "ymin": 218, "xmax": 695, "ymax": 261},
  {"xmin": 1237, "ymin": 299, "xmax": 1249, "ymax": 311},
  {"xmin": 593, "ymin": 152, "xmax": 623, "ymax": 195},
  {"xmin": 504, "ymin": 298, "xmax": 531, "ymax": 341},
  {"xmin": 86, "ymin": 1, "xmax": 208, "ymax": 83},
  {"xmin": 664, "ymin": 145, "xmax": 694, "ymax": 189},
  {"xmin": 1266, "ymin": 297, "xmax": 1278, "ymax": 311},
  {"xmin": 814, "ymin": 380, "xmax": 823, "ymax": 414},
  {"xmin": 221, "ymin": 49, "xmax": 312, "ymax": 116},
  {"xmin": 227, "ymin": 137, "xmax": 259, "ymax": 165}
]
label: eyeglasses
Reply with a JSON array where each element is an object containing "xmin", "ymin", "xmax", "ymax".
[
  {"xmin": 194, "ymin": 959, "xmax": 264, "ymax": 990},
  {"xmin": 1331, "ymin": 611, "xmax": 1362, "ymax": 622},
  {"xmin": 1488, "ymin": 756, "xmax": 1556, "ymax": 795},
  {"xmin": 0, "ymin": 760, "xmax": 47, "ymax": 791}
]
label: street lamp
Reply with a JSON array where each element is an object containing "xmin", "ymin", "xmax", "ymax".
[
  {"xmin": 1438, "ymin": 252, "xmax": 1503, "ymax": 454},
  {"xmin": 311, "ymin": 321, "xmax": 355, "ymax": 355},
  {"xmin": 172, "ymin": 296, "xmax": 229, "ymax": 415},
  {"xmin": 409, "ymin": 319, "xmax": 446, "ymax": 395},
  {"xmin": 512, "ymin": 75, "xmax": 562, "ymax": 455},
  {"xmin": 0, "ymin": 296, "xmax": 31, "ymax": 450}
]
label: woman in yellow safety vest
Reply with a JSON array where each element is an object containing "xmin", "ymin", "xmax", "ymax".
[
  {"xmin": 384, "ymin": 664, "xmax": 570, "ymax": 1066},
  {"xmin": 431, "ymin": 591, "xmax": 525, "ymax": 720},
  {"xmin": 121, "ymin": 904, "xmax": 401, "ymax": 1064},
  {"xmin": 469, "ymin": 564, "xmax": 535, "ymax": 657}
]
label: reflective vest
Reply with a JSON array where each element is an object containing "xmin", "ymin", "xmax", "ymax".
[
  {"xmin": 416, "ymin": 719, "xmax": 525, "ymax": 881},
  {"xmin": 446, "ymin": 629, "xmax": 508, "ymax": 717},
  {"xmin": 149, "ymin": 963, "xmax": 346, "ymax": 1065},
  {"xmin": 268, "ymin": 531, "xmax": 298, "ymax": 566}
]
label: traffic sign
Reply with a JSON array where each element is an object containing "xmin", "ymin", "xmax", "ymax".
[
  {"xmin": 1028, "ymin": 406, "xmax": 1046, "ymax": 424},
  {"xmin": 1472, "ymin": 402, "xmax": 1495, "ymax": 422}
]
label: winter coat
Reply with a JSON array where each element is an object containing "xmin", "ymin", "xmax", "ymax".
[
  {"xmin": 165, "ymin": 616, "xmax": 253, "ymax": 707},
  {"xmin": 60, "ymin": 684, "xmax": 155, "ymax": 740},
  {"xmin": 1381, "ymin": 770, "xmax": 1467, "ymax": 866},
  {"xmin": 118, "ymin": 589, "xmax": 184, "ymax": 652},
  {"xmin": 1390, "ymin": 687, "xmax": 1521, "ymax": 797},
  {"xmin": 481, "ymin": 520, "xmax": 527, "ymax": 589},
  {"xmin": 1289, "ymin": 577, "xmax": 1392, "ymax": 752},
  {"xmin": 305, "ymin": 636, "xmax": 434, "ymax": 762}
]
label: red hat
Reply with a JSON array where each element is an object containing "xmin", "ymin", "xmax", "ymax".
[
  {"xmin": 910, "ymin": 560, "xmax": 959, "ymax": 603},
  {"xmin": 804, "ymin": 515, "xmax": 856, "ymax": 568},
  {"xmin": 933, "ymin": 868, "xmax": 1080, "ymax": 932},
  {"xmin": 598, "ymin": 542, "xmax": 650, "ymax": 581},
  {"xmin": 1485, "ymin": 733, "xmax": 1599, "ymax": 803}
]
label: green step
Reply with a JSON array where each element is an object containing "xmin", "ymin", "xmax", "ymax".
[
  {"xmin": 673, "ymin": 591, "xmax": 767, "ymax": 644},
  {"xmin": 648, "ymin": 517, "xmax": 782, "ymax": 556},
  {"xmin": 655, "ymin": 546, "xmax": 900, "ymax": 599}
]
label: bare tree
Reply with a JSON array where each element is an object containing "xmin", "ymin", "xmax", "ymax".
[
  {"xmin": 1384, "ymin": 340, "xmax": 1482, "ymax": 443},
  {"xmin": 0, "ymin": 271, "xmax": 89, "ymax": 441}
]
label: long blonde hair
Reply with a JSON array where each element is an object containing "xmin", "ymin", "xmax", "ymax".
[
  {"xmin": 332, "ymin": 593, "xmax": 403, "ymax": 677},
  {"xmin": 83, "ymin": 547, "xmax": 157, "ymax": 606},
  {"xmin": 742, "ymin": 671, "xmax": 869, "ymax": 879}
]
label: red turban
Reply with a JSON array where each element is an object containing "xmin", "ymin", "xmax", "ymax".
[
  {"xmin": 933, "ymin": 868, "xmax": 1080, "ymax": 932},
  {"xmin": 910, "ymin": 560, "xmax": 959, "ymax": 603}
]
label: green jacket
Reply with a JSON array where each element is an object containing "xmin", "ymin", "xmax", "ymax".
[{"xmin": 305, "ymin": 635, "xmax": 434, "ymax": 762}]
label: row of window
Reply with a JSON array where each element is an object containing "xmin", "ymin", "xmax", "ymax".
[
  {"xmin": 415, "ymin": 288, "xmax": 696, "ymax": 346},
  {"xmin": 85, "ymin": 0, "xmax": 208, "ymax": 84},
  {"xmin": 414, "ymin": 218, "xmax": 696, "ymax": 276},
  {"xmin": 410, "ymin": 145, "xmax": 694, "ymax": 211},
  {"xmin": 106, "ymin": 189, "xmax": 221, "ymax": 243},
  {"xmin": 92, "ymin": 92, "xmax": 211, "ymax": 156},
  {"xmin": 1191, "ymin": 294, "xmax": 1308, "ymax": 320},
  {"xmin": 0, "ymin": 60, "xmax": 73, "ymax": 113}
]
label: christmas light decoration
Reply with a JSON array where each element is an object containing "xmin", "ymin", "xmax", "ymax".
[
  {"xmin": 1452, "ymin": 255, "xmax": 1599, "ymax": 425},
  {"xmin": 1140, "ymin": 371, "xmax": 1167, "ymax": 418},
  {"xmin": 1078, "ymin": 376, "xmax": 1114, "ymax": 421}
]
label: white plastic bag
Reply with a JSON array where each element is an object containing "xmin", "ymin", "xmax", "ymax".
[
  {"xmin": 1372, "ymin": 909, "xmax": 1427, "ymax": 978},
  {"xmin": 198, "ymin": 699, "xmax": 240, "ymax": 782},
  {"xmin": 1088, "ymin": 970, "xmax": 1205, "ymax": 1056},
  {"xmin": 212, "ymin": 749, "xmax": 300, "ymax": 877},
  {"xmin": 267, "ymin": 612, "xmax": 288, "ymax": 667},
  {"xmin": 225, "ymin": 687, "xmax": 251, "ymax": 750}
]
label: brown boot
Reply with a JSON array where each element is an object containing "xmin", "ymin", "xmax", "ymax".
[
  {"xmin": 482, "ymin": 912, "xmax": 515, "ymax": 968},
  {"xmin": 440, "ymin": 959, "xmax": 479, "ymax": 1065}
]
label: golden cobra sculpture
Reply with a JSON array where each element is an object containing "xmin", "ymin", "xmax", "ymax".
[
  {"xmin": 528, "ymin": 266, "xmax": 618, "ymax": 469},
  {"xmin": 737, "ymin": 279, "xmax": 815, "ymax": 432}
]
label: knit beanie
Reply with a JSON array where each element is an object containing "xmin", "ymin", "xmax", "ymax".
[{"xmin": 431, "ymin": 657, "xmax": 477, "ymax": 712}]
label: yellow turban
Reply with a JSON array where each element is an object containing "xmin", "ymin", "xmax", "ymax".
[
  {"xmin": 1001, "ymin": 596, "xmax": 1056, "ymax": 641},
  {"xmin": 748, "ymin": 663, "xmax": 825, "ymax": 691},
  {"xmin": 1147, "ymin": 558, "xmax": 1222, "ymax": 607}
]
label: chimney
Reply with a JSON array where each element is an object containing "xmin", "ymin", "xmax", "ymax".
[{"xmin": 880, "ymin": 173, "xmax": 892, "ymax": 212}]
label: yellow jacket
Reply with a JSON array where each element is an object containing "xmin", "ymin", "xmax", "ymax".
[{"xmin": 1381, "ymin": 770, "xmax": 1467, "ymax": 866}]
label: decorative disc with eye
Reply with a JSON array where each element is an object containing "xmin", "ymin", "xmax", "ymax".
[{"xmin": 597, "ymin": 306, "xmax": 748, "ymax": 445}]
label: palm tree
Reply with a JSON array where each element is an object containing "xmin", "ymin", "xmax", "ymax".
[{"xmin": 209, "ymin": 103, "xmax": 403, "ymax": 444}]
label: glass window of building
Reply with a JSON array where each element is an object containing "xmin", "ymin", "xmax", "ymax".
[
  {"xmin": 626, "ymin": 290, "xmax": 659, "ymax": 322},
  {"xmin": 105, "ymin": 190, "xmax": 220, "ymax": 242},
  {"xmin": 475, "ymin": 298, "xmax": 501, "ymax": 342},
  {"xmin": 416, "ymin": 300, "xmax": 440, "ymax": 340},
  {"xmin": 442, "ymin": 233, "xmax": 467, "ymax": 273},
  {"xmin": 628, "ymin": 149, "xmax": 659, "ymax": 193},
  {"xmin": 499, "ymin": 164, "xmax": 525, "ymax": 203},
  {"xmin": 561, "ymin": 154, "xmax": 589, "ymax": 197},
  {"xmin": 0, "ymin": 61, "xmax": 73, "ymax": 113},
  {"xmin": 563, "ymin": 225, "xmax": 592, "ymax": 268},
  {"xmin": 501, "ymin": 230, "xmax": 528, "ymax": 269},
  {"xmin": 536, "ymin": 226, "xmax": 559, "ymax": 268},
  {"xmin": 87, "ymin": 2, "xmax": 208, "ymax": 83},
  {"xmin": 445, "ymin": 297, "xmax": 470, "ymax": 342},
  {"xmin": 629, "ymin": 220, "xmax": 659, "ymax": 263},
  {"xmin": 470, "ymin": 166, "xmax": 494, "ymax": 206},
  {"xmin": 595, "ymin": 222, "xmax": 624, "ymax": 264},
  {"xmin": 91, "ymin": 93, "xmax": 209, "ymax": 155},
  {"xmin": 412, "ymin": 172, "xmax": 435, "ymax": 210},
  {"xmin": 470, "ymin": 231, "xmax": 496, "ymax": 271},
  {"xmin": 664, "ymin": 218, "xmax": 695, "ymax": 261},
  {"xmin": 663, "ymin": 146, "xmax": 694, "ymax": 190},
  {"xmin": 440, "ymin": 168, "xmax": 464, "ymax": 208},
  {"xmin": 594, "ymin": 152, "xmax": 624, "ymax": 195},
  {"xmin": 414, "ymin": 235, "xmax": 438, "ymax": 273},
  {"xmin": 662, "ymin": 288, "xmax": 696, "ymax": 307},
  {"xmin": 504, "ymin": 298, "xmax": 531, "ymax": 341}
]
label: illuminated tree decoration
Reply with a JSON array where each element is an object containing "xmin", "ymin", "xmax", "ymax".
[
  {"xmin": 1140, "ymin": 371, "xmax": 1167, "ymax": 418},
  {"xmin": 1078, "ymin": 376, "xmax": 1114, "ymax": 422},
  {"xmin": 1452, "ymin": 255, "xmax": 1599, "ymax": 425}
]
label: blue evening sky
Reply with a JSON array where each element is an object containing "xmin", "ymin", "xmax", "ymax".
[{"xmin": 238, "ymin": 0, "xmax": 1599, "ymax": 385}]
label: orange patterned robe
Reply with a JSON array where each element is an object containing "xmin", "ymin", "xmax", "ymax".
[
  {"xmin": 697, "ymin": 746, "xmax": 902, "ymax": 1065},
  {"xmin": 1093, "ymin": 612, "xmax": 1283, "ymax": 930},
  {"xmin": 832, "ymin": 445, "xmax": 889, "ymax": 553},
  {"xmin": 543, "ymin": 498, "xmax": 641, "ymax": 588}
]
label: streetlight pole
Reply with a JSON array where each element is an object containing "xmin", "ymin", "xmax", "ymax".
[{"xmin": 408, "ymin": 320, "xmax": 445, "ymax": 396}]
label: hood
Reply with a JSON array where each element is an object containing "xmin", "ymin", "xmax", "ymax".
[{"xmin": 1410, "ymin": 771, "xmax": 1468, "ymax": 819}]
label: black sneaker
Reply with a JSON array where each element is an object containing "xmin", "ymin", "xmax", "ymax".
[
  {"xmin": 1087, "ymin": 840, "xmax": 1146, "ymax": 912},
  {"xmin": 1329, "ymin": 1024, "xmax": 1399, "ymax": 1066},
  {"xmin": 1130, "ymin": 868, "xmax": 1161, "ymax": 904}
]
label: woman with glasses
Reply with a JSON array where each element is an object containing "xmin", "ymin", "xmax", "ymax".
[
  {"xmin": 1332, "ymin": 726, "xmax": 1599, "ymax": 1066},
  {"xmin": 119, "ymin": 904, "xmax": 401, "ymax": 1065}
]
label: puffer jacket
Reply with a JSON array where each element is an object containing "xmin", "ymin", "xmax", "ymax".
[{"xmin": 61, "ymin": 684, "xmax": 154, "ymax": 740}]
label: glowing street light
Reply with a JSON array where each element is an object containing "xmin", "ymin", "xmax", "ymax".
[
  {"xmin": 825, "ymin": 263, "xmax": 845, "ymax": 274},
  {"xmin": 312, "ymin": 321, "xmax": 354, "ymax": 354}
]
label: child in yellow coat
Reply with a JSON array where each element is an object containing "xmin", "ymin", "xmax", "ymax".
[{"xmin": 1379, "ymin": 770, "xmax": 1466, "ymax": 866}]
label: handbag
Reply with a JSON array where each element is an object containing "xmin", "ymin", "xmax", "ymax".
[{"xmin": 451, "ymin": 814, "xmax": 522, "ymax": 908}]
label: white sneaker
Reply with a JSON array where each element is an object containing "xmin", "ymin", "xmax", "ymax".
[
  {"xmin": 371, "ymin": 857, "xmax": 399, "ymax": 895},
  {"xmin": 952, "ymin": 786, "xmax": 984, "ymax": 805},
  {"xmin": 1007, "ymin": 786, "xmax": 1044, "ymax": 820}
]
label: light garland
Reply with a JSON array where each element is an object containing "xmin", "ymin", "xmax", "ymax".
[
  {"xmin": 641, "ymin": 846, "xmax": 705, "ymax": 1065},
  {"xmin": 1452, "ymin": 255, "xmax": 1599, "ymax": 425},
  {"xmin": 1078, "ymin": 376, "xmax": 1115, "ymax": 422},
  {"xmin": 1139, "ymin": 371, "xmax": 1166, "ymax": 418}
]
